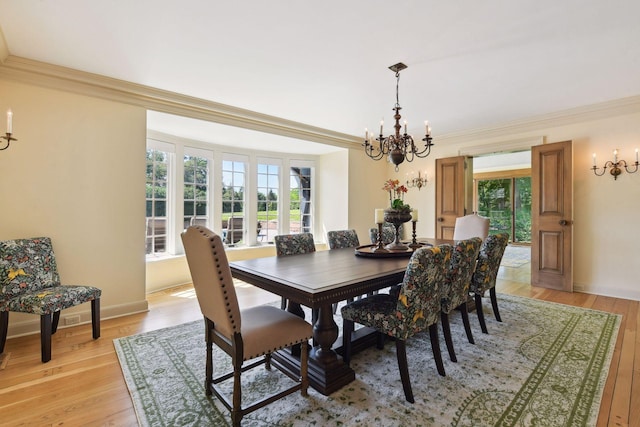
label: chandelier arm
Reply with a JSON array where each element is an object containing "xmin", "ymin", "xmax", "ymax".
[{"xmin": 624, "ymin": 160, "xmax": 640, "ymax": 174}]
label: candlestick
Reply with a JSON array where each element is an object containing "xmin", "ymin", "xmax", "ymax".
[
  {"xmin": 409, "ymin": 220, "xmax": 420, "ymax": 249},
  {"xmin": 373, "ymin": 222, "xmax": 388, "ymax": 253}
]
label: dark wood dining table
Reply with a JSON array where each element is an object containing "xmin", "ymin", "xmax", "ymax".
[{"xmin": 229, "ymin": 238, "xmax": 450, "ymax": 395}]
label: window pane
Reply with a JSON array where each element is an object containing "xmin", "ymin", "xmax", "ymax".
[
  {"xmin": 289, "ymin": 166, "xmax": 312, "ymax": 234},
  {"xmin": 183, "ymin": 153, "xmax": 209, "ymax": 231},
  {"xmin": 222, "ymin": 159, "xmax": 246, "ymax": 246},
  {"xmin": 257, "ymin": 162, "xmax": 279, "ymax": 243},
  {"xmin": 146, "ymin": 148, "xmax": 170, "ymax": 255}
]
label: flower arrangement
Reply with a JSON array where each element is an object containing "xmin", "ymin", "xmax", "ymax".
[{"xmin": 383, "ymin": 179, "xmax": 410, "ymax": 211}]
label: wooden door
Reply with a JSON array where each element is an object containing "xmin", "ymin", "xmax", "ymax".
[
  {"xmin": 435, "ymin": 156, "xmax": 472, "ymax": 239},
  {"xmin": 531, "ymin": 141, "xmax": 573, "ymax": 291}
]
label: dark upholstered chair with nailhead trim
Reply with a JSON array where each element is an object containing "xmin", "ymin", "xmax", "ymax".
[{"xmin": 181, "ymin": 226, "xmax": 312, "ymax": 427}]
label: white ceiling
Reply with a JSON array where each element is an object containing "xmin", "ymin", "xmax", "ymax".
[{"xmin": 1, "ymin": 1, "xmax": 639, "ymax": 154}]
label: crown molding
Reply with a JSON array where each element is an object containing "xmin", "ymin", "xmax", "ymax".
[
  {"xmin": 1, "ymin": 55, "xmax": 639, "ymax": 150},
  {"xmin": 0, "ymin": 55, "xmax": 361, "ymax": 149},
  {"xmin": 437, "ymin": 95, "xmax": 640, "ymax": 145}
]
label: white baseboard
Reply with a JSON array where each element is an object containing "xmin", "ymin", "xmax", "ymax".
[{"xmin": 4, "ymin": 299, "xmax": 149, "ymax": 339}]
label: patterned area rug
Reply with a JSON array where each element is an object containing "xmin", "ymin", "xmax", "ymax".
[
  {"xmin": 501, "ymin": 245, "xmax": 531, "ymax": 268},
  {"xmin": 114, "ymin": 294, "xmax": 620, "ymax": 427}
]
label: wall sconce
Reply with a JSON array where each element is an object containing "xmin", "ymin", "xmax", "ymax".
[
  {"xmin": 406, "ymin": 170, "xmax": 428, "ymax": 190},
  {"xmin": 1, "ymin": 109, "xmax": 17, "ymax": 151},
  {"xmin": 591, "ymin": 149, "xmax": 639, "ymax": 180}
]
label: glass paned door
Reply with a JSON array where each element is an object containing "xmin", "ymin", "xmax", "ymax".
[{"xmin": 476, "ymin": 176, "xmax": 531, "ymax": 243}]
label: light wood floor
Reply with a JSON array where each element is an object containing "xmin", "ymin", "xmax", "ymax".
[{"xmin": 0, "ymin": 262, "xmax": 637, "ymax": 427}]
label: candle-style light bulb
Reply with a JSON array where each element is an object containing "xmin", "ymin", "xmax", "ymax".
[
  {"xmin": 6, "ymin": 109, "xmax": 12, "ymax": 134},
  {"xmin": 636, "ymin": 148, "xmax": 638, "ymax": 163},
  {"xmin": 613, "ymin": 149, "xmax": 618, "ymax": 163},
  {"xmin": 592, "ymin": 153, "xmax": 597, "ymax": 167},
  {"xmin": 365, "ymin": 128, "xmax": 369, "ymax": 142}
]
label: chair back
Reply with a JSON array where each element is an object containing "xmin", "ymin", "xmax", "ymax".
[
  {"xmin": 0, "ymin": 237, "xmax": 60, "ymax": 304},
  {"xmin": 327, "ymin": 229, "xmax": 360, "ymax": 249},
  {"xmin": 441, "ymin": 237, "xmax": 482, "ymax": 313},
  {"xmin": 274, "ymin": 233, "xmax": 316, "ymax": 256},
  {"xmin": 452, "ymin": 214, "xmax": 489, "ymax": 240},
  {"xmin": 181, "ymin": 226, "xmax": 241, "ymax": 339},
  {"xmin": 471, "ymin": 233, "xmax": 510, "ymax": 295},
  {"xmin": 369, "ymin": 223, "xmax": 401, "ymax": 245},
  {"xmin": 393, "ymin": 244, "xmax": 452, "ymax": 340}
]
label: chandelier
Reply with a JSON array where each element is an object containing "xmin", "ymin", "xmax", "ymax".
[{"xmin": 363, "ymin": 63, "xmax": 433, "ymax": 171}]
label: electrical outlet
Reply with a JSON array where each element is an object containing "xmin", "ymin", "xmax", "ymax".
[{"xmin": 64, "ymin": 315, "xmax": 81, "ymax": 326}]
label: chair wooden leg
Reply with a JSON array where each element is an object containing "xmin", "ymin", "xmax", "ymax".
[
  {"xmin": 231, "ymin": 355, "xmax": 242, "ymax": 426},
  {"xmin": 490, "ymin": 288, "xmax": 502, "ymax": 322},
  {"xmin": 395, "ymin": 339, "xmax": 414, "ymax": 403},
  {"xmin": 440, "ymin": 312, "xmax": 457, "ymax": 362},
  {"xmin": 300, "ymin": 341, "xmax": 309, "ymax": 397},
  {"xmin": 342, "ymin": 319, "xmax": 354, "ymax": 365},
  {"xmin": 459, "ymin": 303, "xmax": 475, "ymax": 345},
  {"xmin": 429, "ymin": 323, "xmax": 445, "ymax": 376},
  {"xmin": 376, "ymin": 331, "xmax": 385, "ymax": 349},
  {"xmin": 475, "ymin": 294, "xmax": 489, "ymax": 334},
  {"xmin": 91, "ymin": 298, "xmax": 101, "ymax": 339},
  {"xmin": 52, "ymin": 311, "xmax": 60, "ymax": 334},
  {"xmin": 204, "ymin": 319, "xmax": 213, "ymax": 396},
  {"xmin": 40, "ymin": 314, "xmax": 52, "ymax": 363},
  {"xmin": 280, "ymin": 297, "xmax": 287, "ymax": 310},
  {"xmin": 0, "ymin": 312, "xmax": 8, "ymax": 354}
]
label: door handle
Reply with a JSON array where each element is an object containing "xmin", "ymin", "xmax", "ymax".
[
  {"xmin": 559, "ymin": 219, "xmax": 572, "ymax": 226},
  {"xmin": 437, "ymin": 217, "xmax": 444, "ymax": 222}
]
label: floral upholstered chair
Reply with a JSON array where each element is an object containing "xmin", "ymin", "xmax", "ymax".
[
  {"xmin": 470, "ymin": 233, "xmax": 509, "ymax": 333},
  {"xmin": 368, "ymin": 223, "xmax": 402, "ymax": 245},
  {"xmin": 341, "ymin": 244, "xmax": 452, "ymax": 403},
  {"xmin": 0, "ymin": 237, "xmax": 101, "ymax": 362},
  {"xmin": 440, "ymin": 237, "xmax": 482, "ymax": 363},
  {"xmin": 326, "ymin": 229, "xmax": 360, "ymax": 250},
  {"xmin": 326, "ymin": 229, "xmax": 361, "ymax": 313},
  {"xmin": 274, "ymin": 232, "xmax": 316, "ymax": 256},
  {"xmin": 274, "ymin": 233, "xmax": 316, "ymax": 310}
]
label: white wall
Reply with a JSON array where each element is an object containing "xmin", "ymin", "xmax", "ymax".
[
  {"xmin": 396, "ymin": 111, "xmax": 640, "ymax": 301},
  {"xmin": 0, "ymin": 79, "xmax": 148, "ymax": 336},
  {"xmin": 2, "ymin": 73, "xmax": 638, "ymax": 342}
]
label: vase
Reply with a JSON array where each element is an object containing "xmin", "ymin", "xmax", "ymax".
[{"xmin": 383, "ymin": 208, "xmax": 412, "ymax": 251}]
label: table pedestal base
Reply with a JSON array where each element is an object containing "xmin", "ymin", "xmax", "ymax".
[{"xmin": 271, "ymin": 348, "xmax": 355, "ymax": 395}]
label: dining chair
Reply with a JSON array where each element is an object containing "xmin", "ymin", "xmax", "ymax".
[
  {"xmin": 0, "ymin": 237, "xmax": 101, "ymax": 363},
  {"xmin": 440, "ymin": 237, "xmax": 482, "ymax": 363},
  {"xmin": 181, "ymin": 226, "xmax": 312, "ymax": 427},
  {"xmin": 341, "ymin": 244, "xmax": 452, "ymax": 403},
  {"xmin": 326, "ymin": 229, "xmax": 360, "ymax": 249},
  {"xmin": 470, "ymin": 233, "xmax": 510, "ymax": 333},
  {"xmin": 326, "ymin": 229, "xmax": 361, "ymax": 313},
  {"xmin": 369, "ymin": 223, "xmax": 402, "ymax": 245},
  {"xmin": 452, "ymin": 213, "xmax": 490, "ymax": 241},
  {"xmin": 274, "ymin": 233, "xmax": 316, "ymax": 310}
]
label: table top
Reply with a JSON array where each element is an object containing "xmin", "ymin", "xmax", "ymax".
[{"xmin": 229, "ymin": 238, "xmax": 451, "ymax": 308}]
